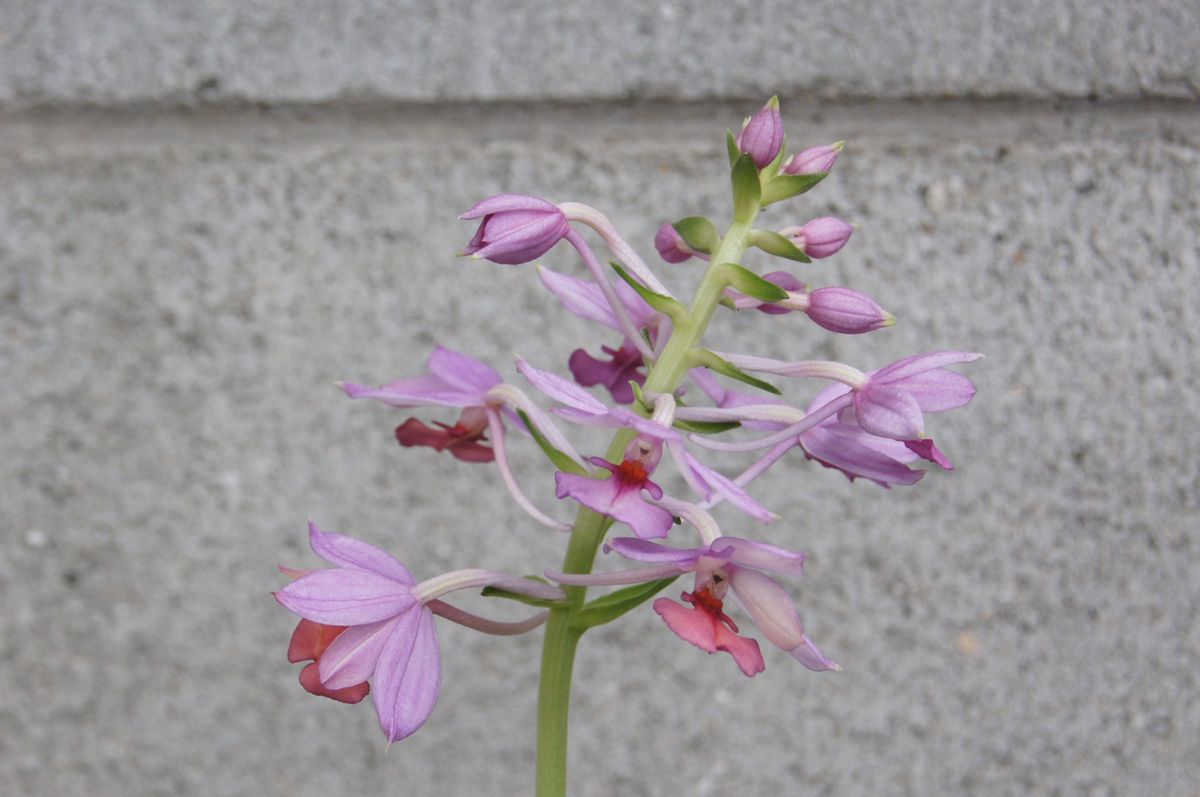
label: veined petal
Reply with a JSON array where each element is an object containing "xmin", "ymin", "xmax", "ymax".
[
  {"xmin": 605, "ymin": 537, "xmax": 709, "ymax": 567},
  {"xmin": 342, "ymin": 376, "xmax": 479, "ymax": 408},
  {"xmin": 871, "ymin": 350, "xmax": 983, "ymax": 384},
  {"xmin": 308, "ymin": 522, "xmax": 416, "ymax": 585},
  {"xmin": 372, "ymin": 606, "xmax": 441, "ymax": 743},
  {"xmin": 538, "ymin": 266, "xmax": 656, "ymax": 331},
  {"xmin": 854, "ymin": 383, "xmax": 925, "ymax": 440},
  {"xmin": 727, "ymin": 567, "xmax": 806, "ymax": 651},
  {"xmin": 720, "ymin": 537, "xmax": 807, "ymax": 577},
  {"xmin": 425, "ymin": 346, "xmax": 502, "ymax": 394},
  {"xmin": 682, "ymin": 450, "xmax": 776, "ymax": 523},
  {"xmin": 459, "ymin": 193, "xmax": 558, "ymax": 219},
  {"xmin": 800, "ymin": 424, "xmax": 925, "ymax": 488},
  {"xmin": 516, "ymin": 357, "xmax": 609, "ymax": 416},
  {"xmin": 788, "ymin": 636, "xmax": 840, "ymax": 672},
  {"xmin": 894, "ymin": 369, "xmax": 977, "ymax": 412},
  {"xmin": 276, "ymin": 569, "xmax": 416, "ymax": 626},
  {"xmin": 555, "ymin": 472, "xmax": 674, "ymax": 539},
  {"xmin": 318, "ymin": 616, "xmax": 400, "ymax": 689}
]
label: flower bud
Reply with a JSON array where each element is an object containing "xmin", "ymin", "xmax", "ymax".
[
  {"xmin": 805, "ymin": 286, "xmax": 894, "ymax": 334},
  {"xmin": 782, "ymin": 142, "xmax": 842, "ymax": 176},
  {"xmin": 654, "ymin": 222, "xmax": 694, "ymax": 263},
  {"xmin": 735, "ymin": 97, "xmax": 784, "ymax": 169},
  {"xmin": 459, "ymin": 194, "xmax": 570, "ymax": 265},
  {"xmin": 786, "ymin": 217, "xmax": 853, "ymax": 259}
]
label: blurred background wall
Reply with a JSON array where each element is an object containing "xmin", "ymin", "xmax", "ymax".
[{"xmin": 2, "ymin": 2, "xmax": 1197, "ymax": 795}]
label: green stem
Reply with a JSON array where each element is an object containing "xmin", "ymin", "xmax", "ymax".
[{"xmin": 533, "ymin": 213, "xmax": 757, "ymax": 797}]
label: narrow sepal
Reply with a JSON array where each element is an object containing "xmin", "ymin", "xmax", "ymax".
[
  {"xmin": 610, "ymin": 261, "xmax": 688, "ymax": 320},
  {"xmin": 730, "ymin": 154, "xmax": 762, "ymax": 222},
  {"xmin": 761, "ymin": 171, "xmax": 829, "ymax": 205},
  {"xmin": 726, "ymin": 129, "xmax": 739, "ymax": 166},
  {"xmin": 689, "ymin": 349, "xmax": 782, "ymax": 395},
  {"xmin": 747, "ymin": 229, "xmax": 812, "ymax": 263},
  {"xmin": 718, "ymin": 263, "xmax": 791, "ymax": 302},
  {"xmin": 671, "ymin": 216, "xmax": 721, "ymax": 254},
  {"xmin": 573, "ymin": 576, "xmax": 680, "ymax": 630},
  {"xmin": 516, "ymin": 409, "xmax": 588, "ymax": 476}
]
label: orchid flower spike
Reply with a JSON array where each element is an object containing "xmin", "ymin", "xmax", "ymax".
[
  {"xmin": 459, "ymin": 194, "xmax": 570, "ymax": 265},
  {"xmin": 276, "ymin": 522, "xmax": 564, "ymax": 743}
]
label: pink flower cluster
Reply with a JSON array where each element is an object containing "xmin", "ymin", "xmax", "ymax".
[{"xmin": 275, "ymin": 98, "xmax": 980, "ymax": 744}]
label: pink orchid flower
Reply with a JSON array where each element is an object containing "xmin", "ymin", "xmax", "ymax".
[
  {"xmin": 459, "ymin": 194, "xmax": 570, "ymax": 265},
  {"xmin": 547, "ymin": 529, "xmax": 836, "ymax": 677},
  {"xmin": 276, "ymin": 523, "xmax": 564, "ymax": 742}
]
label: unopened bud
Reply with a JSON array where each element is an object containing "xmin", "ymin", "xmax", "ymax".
[
  {"xmin": 654, "ymin": 222, "xmax": 694, "ymax": 264},
  {"xmin": 782, "ymin": 142, "xmax": 842, "ymax": 176},
  {"xmin": 735, "ymin": 97, "xmax": 784, "ymax": 169},
  {"xmin": 805, "ymin": 286, "xmax": 893, "ymax": 334},
  {"xmin": 786, "ymin": 217, "xmax": 853, "ymax": 259}
]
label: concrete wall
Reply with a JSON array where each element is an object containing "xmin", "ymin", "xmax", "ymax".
[{"xmin": 2, "ymin": 3, "xmax": 1197, "ymax": 796}]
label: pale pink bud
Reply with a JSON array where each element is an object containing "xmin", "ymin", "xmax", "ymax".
[
  {"xmin": 805, "ymin": 286, "xmax": 894, "ymax": 334},
  {"xmin": 788, "ymin": 217, "xmax": 853, "ymax": 259},
  {"xmin": 654, "ymin": 222, "xmax": 694, "ymax": 264},
  {"xmin": 735, "ymin": 97, "xmax": 784, "ymax": 169},
  {"xmin": 782, "ymin": 142, "xmax": 842, "ymax": 175}
]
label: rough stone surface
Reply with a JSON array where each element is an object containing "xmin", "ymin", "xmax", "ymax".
[
  {"xmin": 2, "ymin": 99, "xmax": 1197, "ymax": 796},
  {"xmin": 1, "ymin": 1, "xmax": 1198, "ymax": 108}
]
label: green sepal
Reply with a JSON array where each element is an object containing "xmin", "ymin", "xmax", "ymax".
[
  {"xmin": 761, "ymin": 171, "xmax": 829, "ymax": 205},
  {"xmin": 516, "ymin": 409, "xmax": 588, "ymax": 476},
  {"xmin": 610, "ymin": 262, "xmax": 688, "ymax": 321},
  {"xmin": 718, "ymin": 262, "xmax": 790, "ymax": 302},
  {"xmin": 628, "ymin": 381, "xmax": 653, "ymax": 414},
  {"xmin": 671, "ymin": 216, "xmax": 721, "ymax": 254},
  {"xmin": 730, "ymin": 154, "xmax": 762, "ymax": 222},
  {"xmin": 747, "ymin": 229, "xmax": 812, "ymax": 263},
  {"xmin": 689, "ymin": 349, "xmax": 782, "ymax": 395},
  {"xmin": 673, "ymin": 418, "xmax": 742, "ymax": 435},
  {"xmin": 482, "ymin": 576, "xmax": 568, "ymax": 609},
  {"xmin": 719, "ymin": 296, "xmax": 738, "ymax": 310},
  {"xmin": 726, "ymin": 130, "xmax": 739, "ymax": 166},
  {"xmin": 572, "ymin": 576, "xmax": 680, "ymax": 630}
]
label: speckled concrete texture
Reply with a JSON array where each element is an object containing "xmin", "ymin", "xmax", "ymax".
[
  {"xmin": 1, "ymin": 1, "xmax": 1198, "ymax": 107},
  {"xmin": 2, "ymin": 5, "xmax": 1199, "ymax": 796}
]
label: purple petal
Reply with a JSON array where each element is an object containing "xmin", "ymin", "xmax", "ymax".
[
  {"xmin": 517, "ymin": 357, "xmax": 609, "ymax": 416},
  {"xmin": 425, "ymin": 346, "xmax": 502, "ymax": 394},
  {"xmin": 459, "ymin": 193, "xmax": 558, "ymax": 220},
  {"xmin": 720, "ymin": 537, "xmax": 807, "ymax": 577},
  {"xmin": 555, "ymin": 472, "xmax": 674, "ymax": 539},
  {"xmin": 905, "ymin": 438, "xmax": 954, "ymax": 470},
  {"xmin": 538, "ymin": 267, "xmax": 656, "ymax": 330},
  {"xmin": 568, "ymin": 344, "xmax": 645, "ymax": 404},
  {"xmin": 854, "ymin": 383, "xmax": 925, "ymax": 440},
  {"xmin": 276, "ymin": 569, "xmax": 416, "ymax": 626},
  {"xmin": 372, "ymin": 605, "xmax": 441, "ymax": 743},
  {"xmin": 892, "ymin": 369, "xmax": 977, "ymax": 412},
  {"xmin": 871, "ymin": 350, "xmax": 983, "ymax": 385},
  {"xmin": 473, "ymin": 213, "xmax": 569, "ymax": 265},
  {"xmin": 342, "ymin": 375, "xmax": 480, "ymax": 408},
  {"xmin": 789, "ymin": 636, "xmax": 840, "ymax": 672},
  {"xmin": 727, "ymin": 567, "xmax": 806, "ymax": 651},
  {"xmin": 605, "ymin": 537, "xmax": 707, "ymax": 567},
  {"xmin": 800, "ymin": 424, "xmax": 925, "ymax": 488},
  {"xmin": 682, "ymin": 450, "xmax": 776, "ymax": 523},
  {"xmin": 318, "ymin": 616, "xmax": 399, "ymax": 689},
  {"xmin": 307, "ymin": 522, "xmax": 416, "ymax": 585}
]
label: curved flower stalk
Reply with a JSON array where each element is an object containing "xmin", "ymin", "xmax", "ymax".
[{"xmin": 276, "ymin": 523, "xmax": 565, "ymax": 742}]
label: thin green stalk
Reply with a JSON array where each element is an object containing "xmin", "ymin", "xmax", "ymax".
[{"xmin": 533, "ymin": 212, "xmax": 757, "ymax": 797}]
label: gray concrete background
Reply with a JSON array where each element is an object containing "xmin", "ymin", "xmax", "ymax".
[{"xmin": 1, "ymin": 3, "xmax": 1198, "ymax": 796}]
